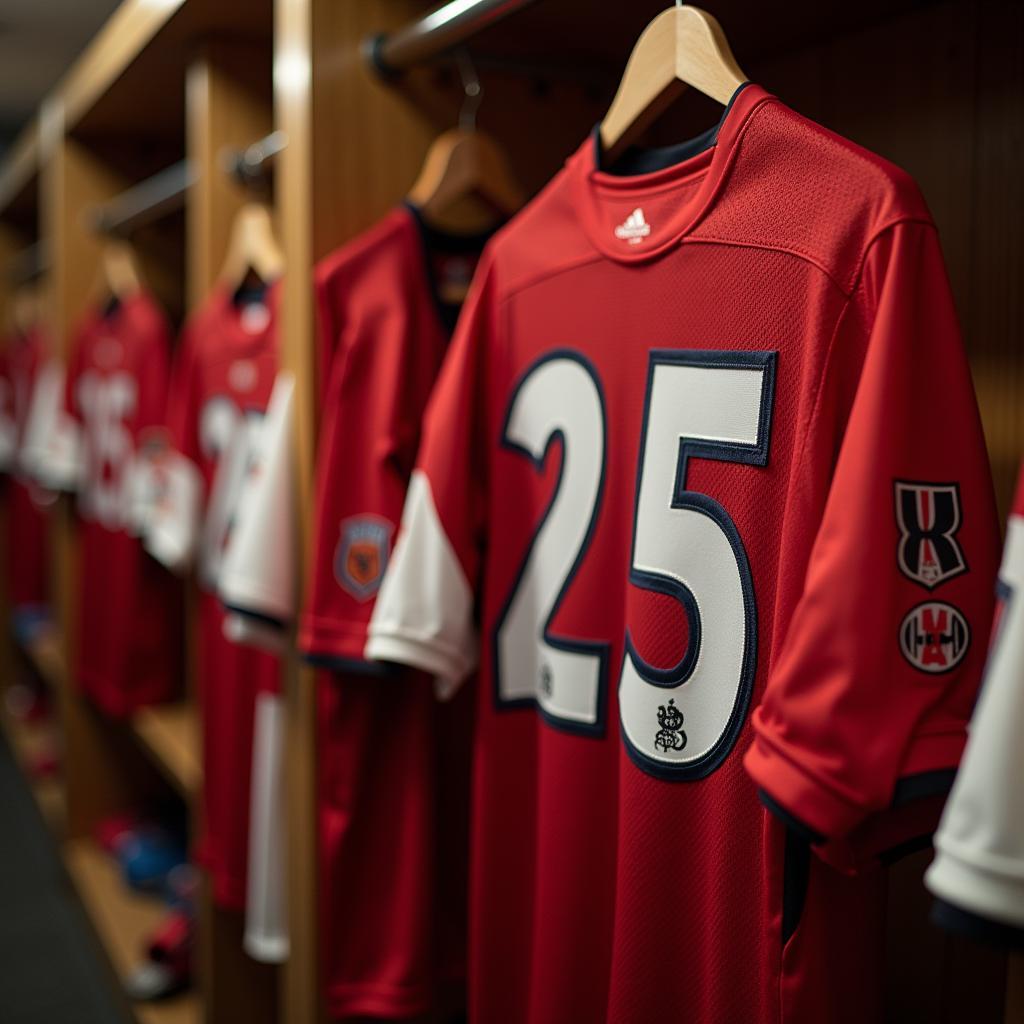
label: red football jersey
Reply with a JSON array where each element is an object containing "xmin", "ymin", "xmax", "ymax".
[
  {"xmin": 156, "ymin": 284, "xmax": 281, "ymax": 910},
  {"xmin": 66, "ymin": 293, "xmax": 180, "ymax": 716},
  {"xmin": 366, "ymin": 83, "xmax": 1001, "ymax": 1023},
  {"xmin": 300, "ymin": 205, "xmax": 487, "ymax": 1019},
  {"xmin": 1, "ymin": 327, "xmax": 51, "ymax": 607}
]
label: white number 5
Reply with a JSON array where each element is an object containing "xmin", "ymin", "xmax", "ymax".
[{"xmin": 620, "ymin": 352, "xmax": 775, "ymax": 779}]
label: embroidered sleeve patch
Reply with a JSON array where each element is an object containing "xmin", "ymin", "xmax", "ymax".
[
  {"xmin": 334, "ymin": 515, "xmax": 394, "ymax": 601},
  {"xmin": 894, "ymin": 481, "xmax": 968, "ymax": 589},
  {"xmin": 899, "ymin": 601, "xmax": 970, "ymax": 673}
]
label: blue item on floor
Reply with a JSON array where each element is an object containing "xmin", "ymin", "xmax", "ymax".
[{"xmin": 115, "ymin": 826, "xmax": 188, "ymax": 893}]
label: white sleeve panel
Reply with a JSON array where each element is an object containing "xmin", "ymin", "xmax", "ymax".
[
  {"xmin": 926, "ymin": 514, "xmax": 1024, "ymax": 927},
  {"xmin": 365, "ymin": 469, "xmax": 478, "ymax": 695},
  {"xmin": 218, "ymin": 372, "xmax": 296, "ymax": 629},
  {"xmin": 144, "ymin": 450, "xmax": 202, "ymax": 572},
  {"xmin": 20, "ymin": 361, "xmax": 80, "ymax": 492},
  {"xmin": 244, "ymin": 691, "xmax": 289, "ymax": 963}
]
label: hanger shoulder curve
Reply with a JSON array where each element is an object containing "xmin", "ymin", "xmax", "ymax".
[
  {"xmin": 407, "ymin": 128, "xmax": 525, "ymax": 231},
  {"xmin": 674, "ymin": 7, "xmax": 746, "ymax": 105},
  {"xmin": 600, "ymin": 5, "xmax": 747, "ymax": 163},
  {"xmin": 218, "ymin": 202, "xmax": 285, "ymax": 289}
]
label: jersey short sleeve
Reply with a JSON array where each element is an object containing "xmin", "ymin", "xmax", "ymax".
[
  {"xmin": 299, "ymin": 263, "xmax": 451, "ymax": 667},
  {"xmin": 926, "ymin": 466, "xmax": 1024, "ymax": 945},
  {"xmin": 743, "ymin": 218, "xmax": 1001, "ymax": 845},
  {"xmin": 365, "ymin": 254, "xmax": 494, "ymax": 688},
  {"xmin": 22, "ymin": 360, "xmax": 80, "ymax": 493},
  {"xmin": 219, "ymin": 371, "xmax": 296, "ymax": 652}
]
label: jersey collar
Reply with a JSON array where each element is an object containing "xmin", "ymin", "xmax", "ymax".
[{"xmin": 574, "ymin": 82, "xmax": 772, "ymax": 263}]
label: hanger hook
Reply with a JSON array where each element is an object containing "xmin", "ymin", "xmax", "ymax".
[{"xmin": 455, "ymin": 48, "xmax": 482, "ymax": 132}]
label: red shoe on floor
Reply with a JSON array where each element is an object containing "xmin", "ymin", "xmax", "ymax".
[
  {"xmin": 123, "ymin": 909, "xmax": 194, "ymax": 1001},
  {"xmin": 94, "ymin": 813, "xmax": 144, "ymax": 855}
]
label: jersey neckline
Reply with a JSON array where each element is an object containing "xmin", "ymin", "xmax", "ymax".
[
  {"xmin": 574, "ymin": 81, "xmax": 773, "ymax": 264},
  {"xmin": 211, "ymin": 276, "xmax": 280, "ymax": 356},
  {"xmin": 400, "ymin": 200, "xmax": 500, "ymax": 336}
]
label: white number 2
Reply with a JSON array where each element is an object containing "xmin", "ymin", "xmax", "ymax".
[
  {"xmin": 494, "ymin": 352, "xmax": 608, "ymax": 733},
  {"xmin": 495, "ymin": 349, "xmax": 775, "ymax": 780}
]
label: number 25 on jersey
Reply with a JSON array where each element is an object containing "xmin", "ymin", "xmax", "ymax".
[{"xmin": 494, "ymin": 349, "xmax": 776, "ymax": 781}]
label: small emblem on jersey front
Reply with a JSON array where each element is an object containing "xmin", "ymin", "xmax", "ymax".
[
  {"xmin": 334, "ymin": 515, "xmax": 393, "ymax": 601},
  {"xmin": 654, "ymin": 699, "xmax": 686, "ymax": 753},
  {"xmin": 614, "ymin": 207, "xmax": 651, "ymax": 245},
  {"xmin": 229, "ymin": 359, "xmax": 259, "ymax": 393},
  {"xmin": 538, "ymin": 663, "xmax": 553, "ymax": 698},
  {"xmin": 894, "ymin": 481, "xmax": 967, "ymax": 589},
  {"xmin": 899, "ymin": 601, "xmax": 970, "ymax": 674}
]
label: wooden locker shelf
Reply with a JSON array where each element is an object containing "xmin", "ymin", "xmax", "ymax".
[
  {"xmin": 132, "ymin": 702, "xmax": 201, "ymax": 800},
  {"xmin": 0, "ymin": 704, "xmax": 65, "ymax": 831},
  {"xmin": 65, "ymin": 838, "xmax": 201, "ymax": 1024}
]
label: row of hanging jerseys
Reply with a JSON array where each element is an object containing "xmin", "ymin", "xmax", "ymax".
[{"xmin": 3, "ymin": 63, "xmax": 1023, "ymax": 1024}]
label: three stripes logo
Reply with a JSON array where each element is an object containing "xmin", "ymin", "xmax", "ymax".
[{"xmin": 614, "ymin": 207, "xmax": 651, "ymax": 245}]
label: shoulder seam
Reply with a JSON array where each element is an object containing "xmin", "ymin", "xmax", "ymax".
[
  {"xmin": 495, "ymin": 249, "xmax": 608, "ymax": 308},
  {"xmin": 849, "ymin": 215, "xmax": 936, "ymax": 295},
  {"xmin": 681, "ymin": 236, "xmax": 851, "ymax": 299},
  {"xmin": 690, "ymin": 214, "xmax": 936, "ymax": 300},
  {"xmin": 787, "ymin": 214, "xmax": 936, "ymax": 493}
]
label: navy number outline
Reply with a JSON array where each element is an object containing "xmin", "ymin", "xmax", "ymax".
[
  {"xmin": 620, "ymin": 349, "xmax": 776, "ymax": 781},
  {"xmin": 491, "ymin": 349, "xmax": 611, "ymax": 737}
]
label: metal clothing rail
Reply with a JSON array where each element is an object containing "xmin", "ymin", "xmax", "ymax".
[
  {"xmin": 6, "ymin": 241, "xmax": 48, "ymax": 285},
  {"xmin": 365, "ymin": 0, "xmax": 541, "ymax": 76},
  {"xmin": 221, "ymin": 130, "xmax": 288, "ymax": 189},
  {"xmin": 89, "ymin": 160, "xmax": 195, "ymax": 237}
]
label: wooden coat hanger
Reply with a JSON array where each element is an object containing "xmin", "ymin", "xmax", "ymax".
[
  {"xmin": 600, "ymin": 4, "xmax": 748, "ymax": 165},
  {"xmin": 11, "ymin": 284, "xmax": 38, "ymax": 338},
  {"xmin": 407, "ymin": 51, "xmax": 525, "ymax": 233},
  {"xmin": 218, "ymin": 202, "xmax": 285, "ymax": 291},
  {"xmin": 92, "ymin": 239, "xmax": 143, "ymax": 306}
]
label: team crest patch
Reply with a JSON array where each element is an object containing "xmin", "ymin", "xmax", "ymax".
[
  {"xmin": 894, "ymin": 481, "xmax": 967, "ymax": 589},
  {"xmin": 899, "ymin": 601, "xmax": 970, "ymax": 674},
  {"xmin": 334, "ymin": 516, "xmax": 393, "ymax": 601}
]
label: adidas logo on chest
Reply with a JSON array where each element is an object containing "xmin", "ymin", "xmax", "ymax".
[{"xmin": 614, "ymin": 207, "xmax": 651, "ymax": 244}]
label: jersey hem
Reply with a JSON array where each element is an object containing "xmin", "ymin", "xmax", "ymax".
[
  {"xmin": 210, "ymin": 870, "xmax": 246, "ymax": 911},
  {"xmin": 325, "ymin": 979, "xmax": 464, "ymax": 1021},
  {"xmin": 77, "ymin": 669, "xmax": 176, "ymax": 719}
]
